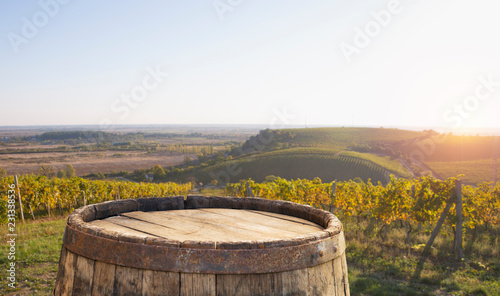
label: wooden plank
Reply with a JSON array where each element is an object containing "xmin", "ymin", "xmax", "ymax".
[
  {"xmin": 72, "ymin": 255, "xmax": 95, "ymax": 295},
  {"xmin": 454, "ymin": 180, "xmax": 464, "ymax": 260},
  {"xmin": 281, "ymin": 267, "xmax": 309, "ymax": 295},
  {"xmin": 54, "ymin": 246, "xmax": 67, "ymax": 295},
  {"xmin": 248, "ymin": 209, "xmax": 321, "ymax": 227},
  {"xmin": 96, "ymin": 209, "xmax": 324, "ymax": 243},
  {"xmin": 308, "ymin": 260, "xmax": 334, "ymax": 296},
  {"xmin": 216, "ymin": 273, "xmax": 283, "ymax": 296},
  {"xmin": 199, "ymin": 208, "xmax": 323, "ymax": 234},
  {"xmin": 163, "ymin": 209, "xmax": 311, "ymax": 239},
  {"xmin": 113, "ymin": 265, "xmax": 143, "ymax": 296},
  {"xmin": 90, "ymin": 219, "xmax": 154, "ymax": 238},
  {"xmin": 142, "ymin": 270, "xmax": 154, "ymax": 296},
  {"xmin": 142, "ymin": 270, "xmax": 180, "ymax": 296},
  {"xmin": 155, "ymin": 270, "xmax": 180, "ymax": 296},
  {"xmin": 106, "ymin": 212, "xmax": 235, "ymax": 242},
  {"xmin": 54, "ymin": 247, "xmax": 76, "ymax": 296},
  {"xmin": 423, "ymin": 200, "xmax": 453, "ymax": 256},
  {"xmin": 123, "ymin": 211, "xmax": 277, "ymax": 242},
  {"xmin": 341, "ymin": 254, "xmax": 350, "ymax": 296},
  {"xmin": 180, "ymin": 273, "xmax": 215, "ymax": 296},
  {"xmin": 92, "ymin": 261, "xmax": 115, "ymax": 296},
  {"xmin": 107, "ymin": 214, "xmax": 224, "ymax": 242},
  {"xmin": 333, "ymin": 257, "xmax": 344, "ymax": 296}
]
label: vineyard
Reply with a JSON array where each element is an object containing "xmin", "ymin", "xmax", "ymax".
[
  {"xmin": 226, "ymin": 176, "xmax": 500, "ymax": 240},
  {"xmin": 427, "ymin": 159, "xmax": 496, "ymax": 185},
  {"xmin": 0, "ymin": 175, "xmax": 192, "ymax": 221},
  {"xmin": 1, "ymin": 174, "xmax": 499, "ymax": 294},
  {"xmin": 266, "ymin": 127, "xmax": 426, "ymax": 149},
  {"xmin": 192, "ymin": 148, "xmax": 408, "ymax": 184}
]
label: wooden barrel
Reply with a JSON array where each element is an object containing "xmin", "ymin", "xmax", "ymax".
[{"xmin": 54, "ymin": 195, "xmax": 350, "ymax": 296}]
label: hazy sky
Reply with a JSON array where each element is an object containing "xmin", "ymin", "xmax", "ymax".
[{"xmin": 1, "ymin": 0, "xmax": 499, "ymax": 131}]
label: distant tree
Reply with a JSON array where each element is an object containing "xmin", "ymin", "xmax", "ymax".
[
  {"xmin": 353, "ymin": 177, "xmax": 364, "ymax": 184},
  {"xmin": 38, "ymin": 165, "xmax": 56, "ymax": 178},
  {"xmin": 184, "ymin": 156, "xmax": 193, "ymax": 166},
  {"xmin": 64, "ymin": 164, "xmax": 76, "ymax": 178},
  {"xmin": 96, "ymin": 172, "xmax": 106, "ymax": 179},
  {"xmin": 210, "ymin": 179, "xmax": 218, "ymax": 186},
  {"xmin": 57, "ymin": 170, "xmax": 66, "ymax": 178},
  {"xmin": 0, "ymin": 168, "xmax": 7, "ymax": 178},
  {"xmin": 151, "ymin": 165, "xmax": 166, "ymax": 179},
  {"xmin": 264, "ymin": 175, "xmax": 278, "ymax": 183},
  {"xmin": 186, "ymin": 176, "xmax": 198, "ymax": 187}
]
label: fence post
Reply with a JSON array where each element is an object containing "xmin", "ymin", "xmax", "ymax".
[
  {"xmin": 454, "ymin": 180, "xmax": 463, "ymax": 260},
  {"xmin": 28, "ymin": 203, "xmax": 35, "ymax": 220},
  {"xmin": 422, "ymin": 199, "xmax": 454, "ymax": 257},
  {"xmin": 246, "ymin": 181, "xmax": 255, "ymax": 197},
  {"xmin": 14, "ymin": 175, "xmax": 24, "ymax": 222},
  {"xmin": 330, "ymin": 182, "xmax": 336, "ymax": 213}
]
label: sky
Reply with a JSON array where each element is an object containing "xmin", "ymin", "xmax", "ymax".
[{"xmin": 1, "ymin": 0, "xmax": 500, "ymax": 132}]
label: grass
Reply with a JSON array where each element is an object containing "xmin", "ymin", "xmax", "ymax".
[
  {"xmin": 344, "ymin": 216, "xmax": 500, "ymax": 296},
  {"xmin": 0, "ymin": 215, "xmax": 67, "ymax": 295},
  {"xmin": 426, "ymin": 159, "xmax": 496, "ymax": 184},
  {"xmin": 1, "ymin": 212, "xmax": 498, "ymax": 295}
]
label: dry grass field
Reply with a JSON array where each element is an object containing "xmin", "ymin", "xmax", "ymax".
[{"xmin": 0, "ymin": 150, "xmax": 192, "ymax": 176}]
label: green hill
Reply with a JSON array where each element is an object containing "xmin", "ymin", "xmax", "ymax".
[
  {"xmin": 232, "ymin": 127, "xmax": 429, "ymax": 159},
  {"xmin": 185, "ymin": 148, "xmax": 410, "ymax": 184},
  {"xmin": 163, "ymin": 127, "xmax": 499, "ymax": 185},
  {"xmin": 397, "ymin": 134, "xmax": 500, "ymax": 162},
  {"xmin": 274, "ymin": 127, "xmax": 426, "ymax": 148}
]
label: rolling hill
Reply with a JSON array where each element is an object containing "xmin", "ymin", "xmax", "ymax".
[
  {"xmin": 166, "ymin": 127, "xmax": 499, "ymax": 185},
  {"xmin": 182, "ymin": 147, "xmax": 411, "ymax": 184}
]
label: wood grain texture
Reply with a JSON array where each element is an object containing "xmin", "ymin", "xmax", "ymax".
[
  {"xmin": 114, "ymin": 265, "xmax": 143, "ymax": 296},
  {"xmin": 248, "ymin": 209, "xmax": 321, "ymax": 227},
  {"xmin": 90, "ymin": 219, "xmax": 152, "ymax": 238},
  {"xmin": 91, "ymin": 261, "xmax": 115, "ymax": 296},
  {"xmin": 201, "ymin": 208, "xmax": 323, "ymax": 233},
  {"xmin": 157, "ymin": 210, "xmax": 305, "ymax": 240},
  {"xmin": 216, "ymin": 272, "xmax": 283, "ymax": 296},
  {"xmin": 308, "ymin": 260, "xmax": 334, "ymax": 296},
  {"xmin": 96, "ymin": 209, "xmax": 323, "ymax": 243},
  {"xmin": 106, "ymin": 214, "xmax": 216, "ymax": 242},
  {"xmin": 281, "ymin": 267, "xmax": 309, "ymax": 296},
  {"xmin": 333, "ymin": 256, "xmax": 344, "ymax": 296},
  {"xmin": 341, "ymin": 253, "xmax": 350, "ymax": 296},
  {"xmin": 72, "ymin": 255, "xmax": 95, "ymax": 295},
  {"xmin": 180, "ymin": 273, "xmax": 216, "ymax": 296},
  {"xmin": 142, "ymin": 270, "xmax": 155, "ymax": 296},
  {"xmin": 54, "ymin": 247, "xmax": 76, "ymax": 296},
  {"xmin": 141, "ymin": 270, "xmax": 180, "ymax": 296}
]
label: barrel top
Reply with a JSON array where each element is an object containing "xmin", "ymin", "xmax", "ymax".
[
  {"xmin": 63, "ymin": 196, "xmax": 345, "ymax": 274},
  {"xmin": 89, "ymin": 208, "xmax": 324, "ymax": 243}
]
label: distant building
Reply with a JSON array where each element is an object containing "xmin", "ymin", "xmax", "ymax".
[{"xmin": 146, "ymin": 174, "xmax": 154, "ymax": 181}]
